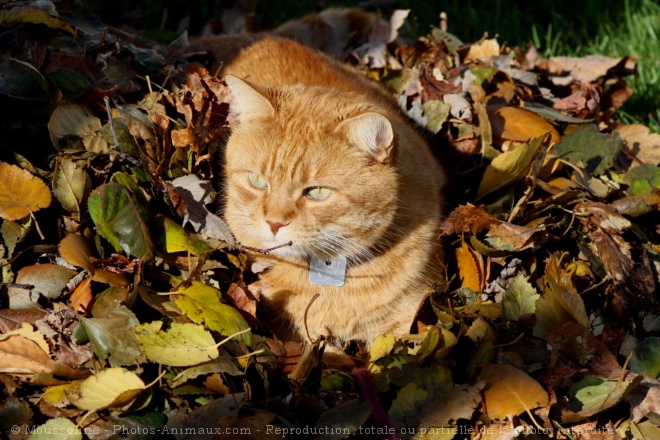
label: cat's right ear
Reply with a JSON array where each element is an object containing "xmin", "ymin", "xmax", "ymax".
[{"xmin": 225, "ymin": 75, "xmax": 274, "ymax": 124}]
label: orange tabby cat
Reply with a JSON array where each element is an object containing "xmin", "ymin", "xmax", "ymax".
[{"xmin": 215, "ymin": 36, "xmax": 445, "ymax": 344}]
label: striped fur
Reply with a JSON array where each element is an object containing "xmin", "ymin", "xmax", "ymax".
[{"xmin": 219, "ymin": 37, "xmax": 445, "ymax": 344}]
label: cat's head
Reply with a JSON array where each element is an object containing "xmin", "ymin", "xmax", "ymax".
[{"xmin": 223, "ymin": 76, "xmax": 400, "ymax": 262}]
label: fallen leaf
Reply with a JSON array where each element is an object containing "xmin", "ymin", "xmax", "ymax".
[
  {"xmin": 616, "ymin": 123, "xmax": 660, "ymax": 167},
  {"xmin": 456, "ymin": 239, "xmax": 484, "ymax": 292},
  {"xmin": 477, "ymin": 134, "xmax": 550, "ymax": 199},
  {"xmin": 490, "ymin": 106, "xmax": 560, "ymax": 145},
  {"xmin": 69, "ymin": 367, "xmax": 145, "ymax": 411},
  {"xmin": 132, "ymin": 321, "xmax": 219, "ymax": 367},
  {"xmin": 465, "ymin": 38, "xmax": 500, "ymax": 62},
  {"xmin": 29, "ymin": 417, "xmax": 82, "ymax": 440},
  {"xmin": 0, "ymin": 161, "xmax": 51, "ymax": 220},
  {"xmin": 554, "ymin": 125, "xmax": 623, "ymax": 175},
  {"xmin": 412, "ymin": 383, "xmax": 482, "ymax": 429},
  {"xmin": 313, "ymin": 399, "xmax": 372, "ymax": 439},
  {"xmin": 550, "ymin": 54, "xmax": 635, "ymax": 84},
  {"xmin": 479, "ymin": 364, "xmax": 549, "ymax": 419},
  {"xmin": 630, "ymin": 337, "xmax": 660, "ymax": 378},
  {"xmin": 533, "ymin": 254, "xmax": 589, "ymax": 337},
  {"xmin": 623, "ymin": 163, "xmax": 660, "ymax": 195},
  {"xmin": 501, "ymin": 274, "xmax": 539, "ymax": 321},
  {"xmin": 0, "ymin": 335, "xmax": 53, "ymax": 375},
  {"xmin": 174, "ymin": 281, "xmax": 251, "ymax": 345},
  {"xmin": 88, "ymin": 183, "xmax": 154, "ymax": 260},
  {"xmin": 78, "ymin": 306, "xmax": 144, "ymax": 366},
  {"xmin": 52, "ymin": 157, "xmax": 92, "ymax": 220},
  {"xmin": 48, "ymin": 102, "xmax": 108, "ymax": 152},
  {"xmin": 561, "ymin": 376, "xmax": 638, "ymax": 423},
  {"xmin": 0, "ymin": 322, "xmax": 49, "ymax": 354}
]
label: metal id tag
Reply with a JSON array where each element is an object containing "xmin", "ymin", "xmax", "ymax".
[{"xmin": 309, "ymin": 257, "xmax": 347, "ymax": 286}]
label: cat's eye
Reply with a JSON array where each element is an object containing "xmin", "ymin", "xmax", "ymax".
[
  {"xmin": 247, "ymin": 171, "xmax": 268, "ymax": 189},
  {"xmin": 306, "ymin": 186, "xmax": 332, "ymax": 201}
]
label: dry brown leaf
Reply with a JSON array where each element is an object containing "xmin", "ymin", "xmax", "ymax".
[
  {"xmin": 616, "ymin": 123, "xmax": 660, "ymax": 167},
  {"xmin": 591, "ymin": 229, "xmax": 632, "ymax": 282},
  {"xmin": 486, "ymin": 222, "xmax": 539, "ymax": 251},
  {"xmin": 456, "ymin": 239, "xmax": 484, "ymax": 292},
  {"xmin": 549, "ymin": 54, "xmax": 634, "ymax": 84},
  {"xmin": 92, "ymin": 269, "xmax": 129, "ymax": 288},
  {"xmin": 0, "ymin": 335, "xmax": 53, "ymax": 376},
  {"xmin": 439, "ymin": 204, "xmax": 498, "ymax": 236},
  {"xmin": 58, "ymin": 234, "xmax": 94, "ymax": 274},
  {"xmin": 0, "ymin": 161, "xmax": 52, "ymax": 220},
  {"xmin": 479, "ymin": 364, "xmax": 549, "ymax": 420},
  {"xmin": 465, "ymin": 38, "xmax": 500, "ymax": 62},
  {"xmin": 69, "ymin": 278, "xmax": 93, "ymax": 313},
  {"xmin": 490, "ymin": 107, "xmax": 560, "ymax": 144}
]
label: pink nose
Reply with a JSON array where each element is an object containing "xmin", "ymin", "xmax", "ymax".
[{"xmin": 266, "ymin": 220, "xmax": 288, "ymax": 235}]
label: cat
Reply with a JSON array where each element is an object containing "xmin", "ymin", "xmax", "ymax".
[{"xmin": 209, "ymin": 36, "xmax": 445, "ymax": 345}]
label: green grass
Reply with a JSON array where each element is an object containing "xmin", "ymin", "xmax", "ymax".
[{"xmin": 528, "ymin": 0, "xmax": 660, "ymax": 132}]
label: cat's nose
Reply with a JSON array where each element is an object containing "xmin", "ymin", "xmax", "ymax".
[{"xmin": 266, "ymin": 220, "xmax": 289, "ymax": 235}]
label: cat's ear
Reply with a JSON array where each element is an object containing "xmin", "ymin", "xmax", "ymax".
[
  {"xmin": 225, "ymin": 75, "xmax": 274, "ymax": 123},
  {"xmin": 338, "ymin": 112, "xmax": 394, "ymax": 163}
]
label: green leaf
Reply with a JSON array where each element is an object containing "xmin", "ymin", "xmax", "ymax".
[
  {"xmin": 29, "ymin": 417, "xmax": 82, "ymax": 440},
  {"xmin": 623, "ymin": 164, "xmax": 660, "ymax": 196},
  {"xmin": 0, "ymin": 58, "xmax": 48, "ymax": 100},
  {"xmin": 502, "ymin": 274, "xmax": 539, "ymax": 320},
  {"xmin": 88, "ymin": 183, "xmax": 153, "ymax": 260},
  {"xmin": 554, "ymin": 125, "xmax": 623, "ymax": 175},
  {"xmin": 477, "ymin": 134, "xmax": 549, "ymax": 199},
  {"xmin": 389, "ymin": 382, "xmax": 429, "ymax": 431},
  {"xmin": 78, "ymin": 306, "xmax": 144, "ymax": 366},
  {"xmin": 46, "ymin": 69, "xmax": 90, "ymax": 99},
  {"xmin": 562, "ymin": 376, "xmax": 637, "ymax": 423},
  {"xmin": 313, "ymin": 399, "xmax": 372, "ymax": 440},
  {"xmin": 175, "ymin": 281, "xmax": 251, "ymax": 345},
  {"xmin": 630, "ymin": 337, "xmax": 660, "ymax": 378},
  {"xmin": 133, "ymin": 321, "xmax": 219, "ymax": 367}
]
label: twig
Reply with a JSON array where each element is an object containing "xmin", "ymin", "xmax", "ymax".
[{"xmin": 235, "ymin": 241, "xmax": 293, "ymax": 255}]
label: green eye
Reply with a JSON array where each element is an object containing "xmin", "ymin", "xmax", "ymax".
[
  {"xmin": 306, "ymin": 187, "xmax": 332, "ymax": 201},
  {"xmin": 247, "ymin": 171, "xmax": 268, "ymax": 189}
]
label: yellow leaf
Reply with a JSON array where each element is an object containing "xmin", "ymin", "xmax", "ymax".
[
  {"xmin": 455, "ymin": 239, "xmax": 483, "ymax": 292},
  {"xmin": 491, "ymin": 106, "xmax": 560, "ymax": 144},
  {"xmin": 29, "ymin": 418, "xmax": 82, "ymax": 440},
  {"xmin": 479, "ymin": 364, "xmax": 549, "ymax": 419},
  {"xmin": 43, "ymin": 380, "xmax": 85, "ymax": 407},
  {"xmin": 70, "ymin": 367, "xmax": 145, "ymax": 411},
  {"xmin": 0, "ymin": 161, "xmax": 51, "ymax": 220},
  {"xmin": 369, "ymin": 332, "xmax": 396, "ymax": 362},
  {"xmin": 133, "ymin": 321, "xmax": 219, "ymax": 367},
  {"xmin": 477, "ymin": 134, "xmax": 550, "ymax": 200},
  {"xmin": 175, "ymin": 281, "xmax": 251, "ymax": 345}
]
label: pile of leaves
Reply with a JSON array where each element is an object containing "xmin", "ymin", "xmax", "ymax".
[{"xmin": 0, "ymin": 2, "xmax": 659, "ymax": 439}]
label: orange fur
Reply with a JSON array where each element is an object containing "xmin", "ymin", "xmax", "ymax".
[{"xmin": 215, "ymin": 37, "xmax": 445, "ymax": 344}]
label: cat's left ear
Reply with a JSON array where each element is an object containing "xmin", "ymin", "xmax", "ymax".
[
  {"xmin": 337, "ymin": 112, "xmax": 394, "ymax": 163},
  {"xmin": 225, "ymin": 75, "xmax": 274, "ymax": 124}
]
